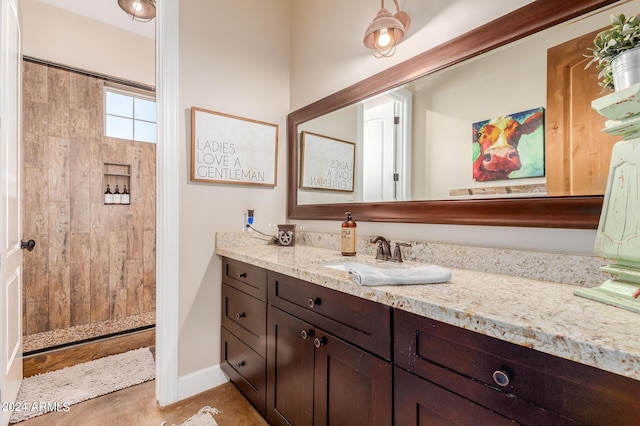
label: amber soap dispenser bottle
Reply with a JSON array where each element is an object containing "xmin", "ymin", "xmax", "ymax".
[{"xmin": 341, "ymin": 211, "xmax": 357, "ymax": 256}]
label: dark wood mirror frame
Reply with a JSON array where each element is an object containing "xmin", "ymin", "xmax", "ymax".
[{"xmin": 288, "ymin": 0, "xmax": 620, "ymax": 229}]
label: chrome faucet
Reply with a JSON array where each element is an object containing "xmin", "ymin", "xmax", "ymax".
[{"xmin": 370, "ymin": 236, "xmax": 392, "ymax": 261}]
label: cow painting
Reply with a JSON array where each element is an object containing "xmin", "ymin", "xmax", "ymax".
[{"xmin": 472, "ymin": 108, "xmax": 545, "ymax": 182}]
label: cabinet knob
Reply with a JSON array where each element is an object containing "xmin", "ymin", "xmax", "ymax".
[
  {"xmin": 235, "ymin": 312, "xmax": 246, "ymax": 320},
  {"xmin": 313, "ymin": 337, "xmax": 326, "ymax": 348},
  {"xmin": 237, "ymin": 272, "xmax": 247, "ymax": 279},
  {"xmin": 234, "ymin": 360, "xmax": 245, "ymax": 369},
  {"xmin": 300, "ymin": 329, "xmax": 314, "ymax": 340},
  {"xmin": 492, "ymin": 369, "xmax": 512, "ymax": 387},
  {"xmin": 307, "ymin": 298, "xmax": 321, "ymax": 308}
]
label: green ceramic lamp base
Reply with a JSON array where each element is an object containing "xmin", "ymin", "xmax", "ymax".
[{"xmin": 575, "ymin": 264, "xmax": 640, "ymax": 314}]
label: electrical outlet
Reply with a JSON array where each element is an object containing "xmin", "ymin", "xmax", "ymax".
[
  {"xmin": 242, "ymin": 213, "xmax": 248, "ymax": 231},
  {"xmin": 247, "ymin": 210, "xmax": 254, "ymax": 228}
]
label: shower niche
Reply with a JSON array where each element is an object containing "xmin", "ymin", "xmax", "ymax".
[{"xmin": 103, "ymin": 162, "xmax": 131, "ymax": 205}]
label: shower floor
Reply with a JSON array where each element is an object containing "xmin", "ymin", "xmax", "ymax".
[{"xmin": 23, "ymin": 311, "xmax": 155, "ymax": 353}]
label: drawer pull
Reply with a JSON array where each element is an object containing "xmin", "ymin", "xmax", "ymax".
[
  {"xmin": 307, "ymin": 298, "xmax": 321, "ymax": 308},
  {"xmin": 236, "ymin": 272, "xmax": 247, "ymax": 279},
  {"xmin": 301, "ymin": 329, "xmax": 313, "ymax": 340},
  {"xmin": 235, "ymin": 312, "xmax": 246, "ymax": 320},
  {"xmin": 313, "ymin": 337, "xmax": 326, "ymax": 348},
  {"xmin": 234, "ymin": 360, "xmax": 246, "ymax": 369},
  {"xmin": 492, "ymin": 369, "xmax": 511, "ymax": 387}
]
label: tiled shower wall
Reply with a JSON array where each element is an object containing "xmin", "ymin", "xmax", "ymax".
[{"xmin": 21, "ymin": 60, "xmax": 156, "ymax": 337}]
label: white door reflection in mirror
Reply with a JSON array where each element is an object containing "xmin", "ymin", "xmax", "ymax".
[{"xmin": 361, "ymin": 89, "xmax": 412, "ymax": 202}]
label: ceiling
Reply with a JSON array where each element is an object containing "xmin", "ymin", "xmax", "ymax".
[{"xmin": 36, "ymin": 0, "xmax": 156, "ymax": 40}]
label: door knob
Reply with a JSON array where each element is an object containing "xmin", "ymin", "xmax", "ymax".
[{"xmin": 21, "ymin": 239, "xmax": 35, "ymax": 251}]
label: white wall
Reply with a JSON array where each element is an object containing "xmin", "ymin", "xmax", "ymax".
[
  {"xmin": 177, "ymin": 0, "xmax": 289, "ymax": 379},
  {"xmin": 288, "ymin": 0, "xmax": 632, "ymax": 255},
  {"xmin": 20, "ymin": 0, "xmax": 155, "ymax": 86}
]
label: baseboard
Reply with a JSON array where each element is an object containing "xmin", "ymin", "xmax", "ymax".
[{"xmin": 177, "ymin": 364, "xmax": 229, "ymax": 401}]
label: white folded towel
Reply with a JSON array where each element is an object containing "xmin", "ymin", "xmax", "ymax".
[{"xmin": 345, "ymin": 263, "xmax": 452, "ymax": 286}]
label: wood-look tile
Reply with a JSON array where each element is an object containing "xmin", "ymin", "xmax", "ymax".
[
  {"xmin": 143, "ymin": 230, "xmax": 156, "ymax": 287},
  {"xmin": 47, "ymin": 67, "xmax": 70, "ymax": 138},
  {"xmin": 48, "ymin": 265, "xmax": 71, "ymax": 330},
  {"xmin": 25, "ymin": 300, "xmax": 49, "ymax": 335},
  {"xmin": 90, "ymin": 169, "xmax": 105, "ymax": 204},
  {"xmin": 143, "ymin": 285, "xmax": 156, "ymax": 313},
  {"xmin": 70, "ymin": 259, "xmax": 90, "ymax": 296},
  {"xmin": 23, "ymin": 256, "xmax": 48, "ymax": 302},
  {"xmin": 142, "ymin": 174, "xmax": 156, "ymax": 230},
  {"xmin": 142, "ymin": 142, "xmax": 156, "ymax": 175},
  {"xmin": 48, "ymin": 201, "xmax": 70, "ymax": 267},
  {"xmin": 128, "ymin": 143, "xmax": 143, "ymax": 205},
  {"xmin": 111, "ymin": 288, "xmax": 127, "ymax": 319},
  {"xmin": 69, "ymin": 72, "xmax": 92, "ymax": 110},
  {"xmin": 109, "ymin": 202, "xmax": 128, "ymax": 230},
  {"xmin": 109, "ymin": 231, "xmax": 127, "ymax": 291},
  {"xmin": 48, "ymin": 136, "xmax": 69, "ymax": 202},
  {"xmin": 105, "ymin": 137, "xmax": 128, "ymax": 164},
  {"xmin": 70, "ymin": 295, "xmax": 91, "ymax": 327},
  {"xmin": 22, "ymin": 134, "xmax": 49, "ymax": 170},
  {"xmin": 70, "ymin": 261, "xmax": 91, "ymax": 326},
  {"xmin": 23, "ymin": 62, "xmax": 48, "ymax": 103},
  {"xmin": 69, "ymin": 170, "xmax": 90, "ymax": 233},
  {"xmin": 126, "ymin": 259, "xmax": 144, "ymax": 316},
  {"xmin": 126, "ymin": 203, "xmax": 143, "ymax": 259},
  {"xmin": 24, "ymin": 167, "xmax": 49, "ymax": 235},
  {"xmin": 90, "ymin": 262, "xmax": 110, "ymax": 323},
  {"xmin": 23, "ymin": 100, "xmax": 49, "ymax": 167},
  {"xmin": 69, "ymin": 232, "xmax": 90, "ymax": 264},
  {"xmin": 68, "ymin": 136, "xmax": 91, "ymax": 172}
]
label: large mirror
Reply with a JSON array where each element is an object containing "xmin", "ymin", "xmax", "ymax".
[{"xmin": 288, "ymin": 0, "xmax": 630, "ymax": 228}]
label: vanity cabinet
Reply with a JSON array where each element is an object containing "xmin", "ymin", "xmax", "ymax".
[
  {"xmin": 266, "ymin": 271, "xmax": 393, "ymax": 426},
  {"xmin": 394, "ymin": 309, "xmax": 640, "ymax": 425},
  {"xmin": 219, "ymin": 257, "xmax": 640, "ymax": 425},
  {"xmin": 220, "ymin": 258, "xmax": 268, "ymax": 416}
]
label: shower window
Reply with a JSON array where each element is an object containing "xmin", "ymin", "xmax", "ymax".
[{"xmin": 105, "ymin": 88, "xmax": 157, "ymax": 143}]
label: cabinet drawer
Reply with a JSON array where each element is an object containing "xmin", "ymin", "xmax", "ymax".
[
  {"xmin": 222, "ymin": 258, "xmax": 267, "ymax": 301},
  {"xmin": 394, "ymin": 309, "xmax": 640, "ymax": 425},
  {"xmin": 222, "ymin": 284, "xmax": 267, "ymax": 357},
  {"xmin": 268, "ymin": 271, "xmax": 392, "ymax": 360},
  {"xmin": 394, "ymin": 367, "xmax": 514, "ymax": 426},
  {"xmin": 221, "ymin": 328, "xmax": 266, "ymax": 416}
]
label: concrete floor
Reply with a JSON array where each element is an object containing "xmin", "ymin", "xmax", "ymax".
[{"xmin": 16, "ymin": 380, "xmax": 268, "ymax": 426}]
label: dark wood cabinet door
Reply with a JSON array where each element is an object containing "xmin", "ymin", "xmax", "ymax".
[
  {"xmin": 266, "ymin": 306, "xmax": 315, "ymax": 426},
  {"xmin": 394, "ymin": 367, "xmax": 514, "ymax": 426},
  {"xmin": 313, "ymin": 330, "xmax": 393, "ymax": 426}
]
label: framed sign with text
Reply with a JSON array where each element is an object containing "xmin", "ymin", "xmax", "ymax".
[
  {"xmin": 190, "ymin": 107, "xmax": 278, "ymax": 186},
  {"xmin": 299, "ymin": 131, "xmax": 355, "ymax": 192}
]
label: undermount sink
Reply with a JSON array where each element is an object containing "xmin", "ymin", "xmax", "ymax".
[
  {"xmin": 318, "ymin": 260, "xmax": 452, "ymax": 286},
  {"xmin": 320, "ymin": 261, "xmax": 386, "ymax": 271},
  {"xmin": 321, "ymin": 262, "xmax": 351, "ymax": 272}
]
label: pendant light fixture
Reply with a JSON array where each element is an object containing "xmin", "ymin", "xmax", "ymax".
[
  {"xmin": 118, "ymin": 0, "xmax": 156, "ymax": 22},
  {"xmin": 363, "ymin": 0, "xmax": 411, "ymax": 58}
]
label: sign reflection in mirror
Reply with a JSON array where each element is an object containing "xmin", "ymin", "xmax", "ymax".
[
  {"xmin": 294, "ymin": 1, "xmax": 638, "ymax": 207},
  {"xmin": 300, "ymin": 132, "xmax": 355, "ymax": 192},
  {"xmin": 190, "ymin": 107, "xmax": 278, "ymax": 186}
]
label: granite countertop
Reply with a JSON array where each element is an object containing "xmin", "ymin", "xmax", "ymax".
[{"xmin": 215, "ymin": 242, "xmax": 640, "ymax": 381}]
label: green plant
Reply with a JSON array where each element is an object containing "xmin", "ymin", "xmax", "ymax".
[{"xmin": 585, "ymin": 13, "xmax": 640, "ymax": 90}]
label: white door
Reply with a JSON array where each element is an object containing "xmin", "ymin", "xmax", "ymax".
[{"xmin": 0, "ymin": 0, "xmax": 22, "ymax": 424}]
